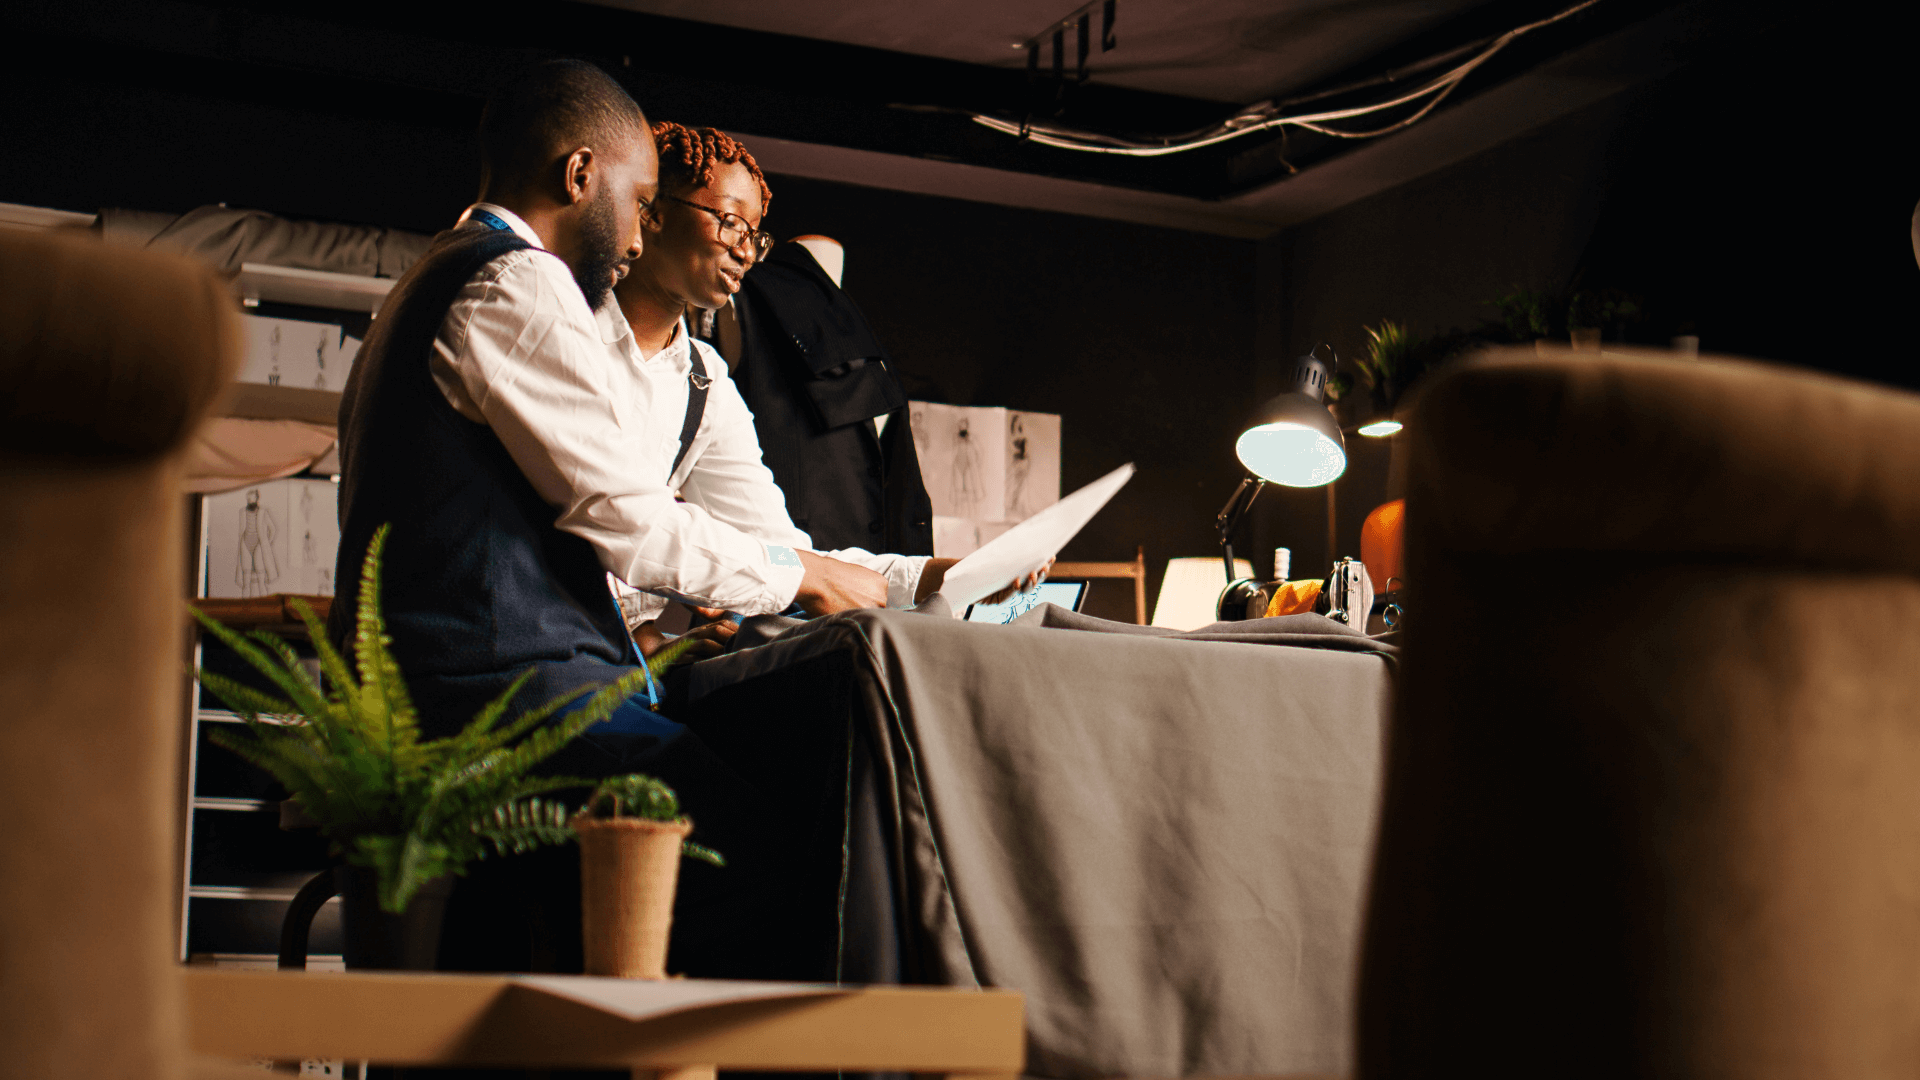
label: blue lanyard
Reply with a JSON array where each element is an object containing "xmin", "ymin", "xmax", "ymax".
[{"xmin": 468, "ymin": 207, "xmax": 513, "ymax": 233}]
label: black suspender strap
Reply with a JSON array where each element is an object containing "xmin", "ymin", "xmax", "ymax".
[{"xmin": 670, "ymin": 345, "xmax": 712, "ymax": 481}]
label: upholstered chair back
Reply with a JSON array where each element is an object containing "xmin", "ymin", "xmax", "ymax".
[
  {"xmin": 1360, "ymin": 346, "xmax": 1920, "ymax": 1077},
  {"xmin": 0, "ymin": 228, "xmax": 238, "ymax": 1080}
]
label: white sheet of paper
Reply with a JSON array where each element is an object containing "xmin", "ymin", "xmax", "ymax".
[
  {"xmin": 935, "ymin": 462, "xmax": 1135, "ymax": 609},
  {"xmin": 510, "ymin": 975, "xmax": 844, "ymax": 1022}
]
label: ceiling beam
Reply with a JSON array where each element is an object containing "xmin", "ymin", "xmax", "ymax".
[{"xmin": 742, "ymin": 0, "xmax": 1710, "ymax": 239}]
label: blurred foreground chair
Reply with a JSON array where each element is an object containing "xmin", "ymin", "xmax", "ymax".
[
  {"xmin": 1360, "ymin": 345, "xmax": 1920, "ymax": 1077},
  {"xmin": 0, "ymin": 229, "xmax": 239, "ymax": 1080}
]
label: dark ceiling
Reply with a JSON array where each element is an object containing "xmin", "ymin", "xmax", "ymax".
[{"xmin": 5, "ymin": 0, "xmax": 1694, "ymax": 211}]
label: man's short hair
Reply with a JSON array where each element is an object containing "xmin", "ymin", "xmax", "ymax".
[{"xmin": 477, "ymin": 60, "xmax": 649, "ymax": 197}]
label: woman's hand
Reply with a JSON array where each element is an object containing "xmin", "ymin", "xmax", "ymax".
[
  {"xmin": 632, "ymin": 606, "xmax": 738, "ymax": 664},
  {"xmin": 915, "ymin": 557, "xmax": 1052, "ymax": 605},
  {"xmin": 980, "ymin": 559, "xmax": 1051, "ymax": 605}
]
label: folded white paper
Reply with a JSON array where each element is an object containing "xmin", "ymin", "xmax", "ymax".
[
  {"xmin": 510, "ymin": 975, "xmax": 844, "ymax": 1022},
  {"xmin": 935, "ymin": 462, "xmax": 1135, "ymax": 610}
]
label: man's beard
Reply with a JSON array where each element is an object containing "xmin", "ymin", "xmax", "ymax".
[{"xmin": 571, "ymin": 192, "xmax": 625, "ymax": 311}]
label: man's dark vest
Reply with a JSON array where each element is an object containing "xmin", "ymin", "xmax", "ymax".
[
  {"xmin": 723, "ymin": 245, "xmax": 933, "ymax": 556},
  {"xmin": 327, "ymin": 226, "xmax": 634, "ymax": 734}
]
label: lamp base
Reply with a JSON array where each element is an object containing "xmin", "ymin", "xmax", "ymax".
[{"xmin": 1217, "ymin": 577, "xmax": 1271, "ymax": 623}]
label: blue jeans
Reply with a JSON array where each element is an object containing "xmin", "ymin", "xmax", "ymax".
[{"xmin": 535, "ymin": 679, "xmax": 687, "ymax": 781}]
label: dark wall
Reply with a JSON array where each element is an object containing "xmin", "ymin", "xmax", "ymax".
[
  {"xmin": 1254, "ymin": 10, "xmax": 1920, "ymax": 579},
  {"xmin": 760, "ymin": 177, "xmax": 1257, "ymax": 620},
  {"xmin": 0, "ymin": 38, "xmax": 481, "ymax": 231}
]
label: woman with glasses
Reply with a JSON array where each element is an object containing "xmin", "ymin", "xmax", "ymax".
[{"xmin": 602, "ymin": 123, "xmax": 1010, "ymax": 646}]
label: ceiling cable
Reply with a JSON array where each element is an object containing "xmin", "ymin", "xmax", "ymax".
[{"xmin": 973, "ymin": 0, "xmax": 1603, "ymax": 156}]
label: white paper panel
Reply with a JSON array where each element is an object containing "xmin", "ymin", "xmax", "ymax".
[
  {"xmin": 237, "ymin": 314, "xmax": 360, "ymax": 391},
  {"xmin": 203, "ymin": 477, "xmax": 340, "ymax": 598}
]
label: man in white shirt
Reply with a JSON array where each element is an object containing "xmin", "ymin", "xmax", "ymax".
[{"xmin": 330, "ymin": 60, "xmax": 886, "ymax": 740}]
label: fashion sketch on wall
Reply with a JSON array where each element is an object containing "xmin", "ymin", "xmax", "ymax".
[
  {"xmin": 1006, "ymin": 410, "xmax": 1061, "ymax": 521},
  {"xmin": 912, "ymin": 402, "xmax": 1060, "ymax": 558},
  {"xmin": 237, "ymin": 314, "xmax": 361, "ymax": 392},
  {"xmin": 235, "ymin": 488, "xmax": 280, "ymax": 597},
  {"xmin": 950, "ymin": 414, "xmax": 987, "ymax": 519},
  {"xmin": 204, "ymin": 478, "xmax": 340, "ymax": 599}
]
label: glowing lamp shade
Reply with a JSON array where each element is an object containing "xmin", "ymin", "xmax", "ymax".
[
  {"xmin": 1236, "ymin": 422, "xmax": 1346, "ymax": 486},
  {"xmin": 1235, "ymin": 373, "xmax": 1348, "ymax": 487},
  {"xmin": 1235, "ymin": 345, "xmax": 1348, "ymax": 487}
]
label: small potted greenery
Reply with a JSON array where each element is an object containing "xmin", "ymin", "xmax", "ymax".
[
  {"xmin": 194, "ymin": 524, "xmax": 692, "ymax": 970},
  {"xmin": 574, "ymin": 774, "xmax": 723, "ymax": 978},
  {"xmin": 1356, "ymin": 320, "xmax": 1423, "ymax": 414}
]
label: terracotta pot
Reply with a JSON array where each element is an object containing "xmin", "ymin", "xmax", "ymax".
[{"xmin": 574, "ymin": 816, "xmax": 692, "ymax": 978}]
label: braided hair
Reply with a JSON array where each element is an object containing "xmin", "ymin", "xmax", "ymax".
[{"xmin": 652, "ymin": 122, "xmax": 772, "ymax": 216}]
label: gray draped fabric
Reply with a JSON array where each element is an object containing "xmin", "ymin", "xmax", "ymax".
[
  {"xmin": 684, "ymin": 605, "xmax": 1393, "ymax": 1078},
  {"xmin": 97, "ymin": 205, "xmax": 431, "ymax": 277}
]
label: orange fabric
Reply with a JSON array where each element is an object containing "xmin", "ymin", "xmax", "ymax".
[
  {"xmin": 1362, "ymin": 499, "xmax": 1406, "ymax": 591},
  {"xmin": 1264, "ymin": 578, "xmax": 1323, "ymax": 618}
]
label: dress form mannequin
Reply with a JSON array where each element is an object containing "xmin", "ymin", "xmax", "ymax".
[
  {"xmin": 712, "ymin": 233, "xmax": 887, "ymax": 436},
  {"xmin": 789, "ymin": 235, "xmax": 844, "ymax": 287},
  {"xmin": 713, "ymin": 235, "xmax": 844, "ymax": 359}
]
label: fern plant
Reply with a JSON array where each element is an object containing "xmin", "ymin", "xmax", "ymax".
[
  {"xmin": 194, "ymin": 523, "xmax": 693, "ymax": 913},
  {"xmin": 581, "ymin": 774, "xmax": 725, "ymax": 867},
  {"xmin": 1356, "ymin": 320, "xmax": 1424, "ymax": 408}
]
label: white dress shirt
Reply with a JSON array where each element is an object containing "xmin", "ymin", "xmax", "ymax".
[
  {"xmin": 595, "ymin": 300, "xmax": 927, "ymax": 622},
  {"xmin": 428, "ymin": 203, "xmax": 925, "ymax": 619}
]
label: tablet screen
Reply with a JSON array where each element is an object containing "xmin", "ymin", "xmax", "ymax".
[{"xmin": 963, "ymin": 580, "xmax": 1088, "ymax": 624}]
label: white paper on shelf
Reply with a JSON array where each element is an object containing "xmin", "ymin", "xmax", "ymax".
[
  {"xmin": 934, "ymin": 463, "xmax": 1135, "ymax": 610},
  {"xmin": 510, "ymin": 975, "xmax": 846, "ymax": 1022}
]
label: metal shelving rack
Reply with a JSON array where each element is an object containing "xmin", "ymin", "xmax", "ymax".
[{"xmin": 180, "ymin": 265, "xmax": 393, "ymax": 968}]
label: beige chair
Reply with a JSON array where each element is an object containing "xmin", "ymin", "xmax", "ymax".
[
  {"xmin": 0, "ymin": 228, "xmax": 238, "ymax": 1080},
  {"xmin": 1359, "ymin": 345, "xmax": 1920, "ymax": 1077}
]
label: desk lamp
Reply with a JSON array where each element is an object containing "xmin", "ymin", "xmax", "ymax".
[{"xmin": 1215, "ymin": 345, "xmax": 1347, "ymax": 618}]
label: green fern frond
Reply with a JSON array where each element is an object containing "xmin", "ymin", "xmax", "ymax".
[
  {"xmin": 587, "ymin": 774, "xmax": 682, "ymax": 821},
  {"xmin": 195, "ymin": 668, "xmax": 297, "ymax": 720},
  {"xmin": 289, "ymin": 596, "xmax": 358, "ymax": 702},
  {"xmin": 190, "ymin": 609, "xmax": 317, "ymax": 714},
  {"xmin": 473, "ymin": 798, "xmax": 577, "ymax": 857},
  {"xmin": 192, "ymin": 524, "xmax": 720, "ymax": 916}
]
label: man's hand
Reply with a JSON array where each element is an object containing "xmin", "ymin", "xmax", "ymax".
[{"xmin": 794, "ymin": 550, "xmax": 889, "ymax": 615}]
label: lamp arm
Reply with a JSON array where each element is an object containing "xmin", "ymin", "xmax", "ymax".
[{"xmin": 1215, "ymin": 476, "xmax": 1267, "ymax": 582}]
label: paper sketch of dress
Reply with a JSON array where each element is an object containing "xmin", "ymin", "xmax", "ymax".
[
  {"xmin": 236, "ymin": 489, "xmax": 280, "ymax": 597},
  {"xmin": 1007, "ymin": 414, "xmax": 1034, "ymax": 520},
  {"xmin": 910, "ymin": 403, "xmax": 931, "ymax": 463},
  {"xmin": 951, "ymin": 416, "xmax": 984, "ymax": 517},
  {"xmin": 313, "ymin": 330, "xmax": 329, "ymax": 390},
  {"xmin": 267, "ymin": 326, "xmax": 282, "ymax": 386},
  {"xmin": 299, "ymin": 486, "xmax": 316, "ymax": 567}
]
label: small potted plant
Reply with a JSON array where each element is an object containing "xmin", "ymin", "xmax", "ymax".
[
  {"xmin": 194, "ymin": 524, "xmax": 691, "ymax": 970},
  {"xmin": 574, "ymin": 774, "xmax": 723, "ymax": 979}
]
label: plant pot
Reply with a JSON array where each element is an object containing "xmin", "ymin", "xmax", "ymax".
[
  {"xmin": 337, "ymin": 864, "xmax": 453, "ymax": 971},
  {"xmin": 574, "ymin": 816, "xmax": 692, "ymax": 978},
  {"xmin": 279, "ymin": 865, "xmax": 453, "ymax": 971}
]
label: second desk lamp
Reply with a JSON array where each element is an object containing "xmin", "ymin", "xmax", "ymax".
[{"xmin": 1215, "ymin": 344, "xmax": 1347, "ymax": 620}]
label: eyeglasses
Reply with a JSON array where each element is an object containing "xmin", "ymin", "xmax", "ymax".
[{"xmin": 663, "ymin": 195, "xmax": 774, "ymax": 261}]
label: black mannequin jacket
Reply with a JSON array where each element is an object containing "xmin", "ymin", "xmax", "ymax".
[{"xmin": 722, "ymin": 245, "xmax": 933, "ymax": 557}]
